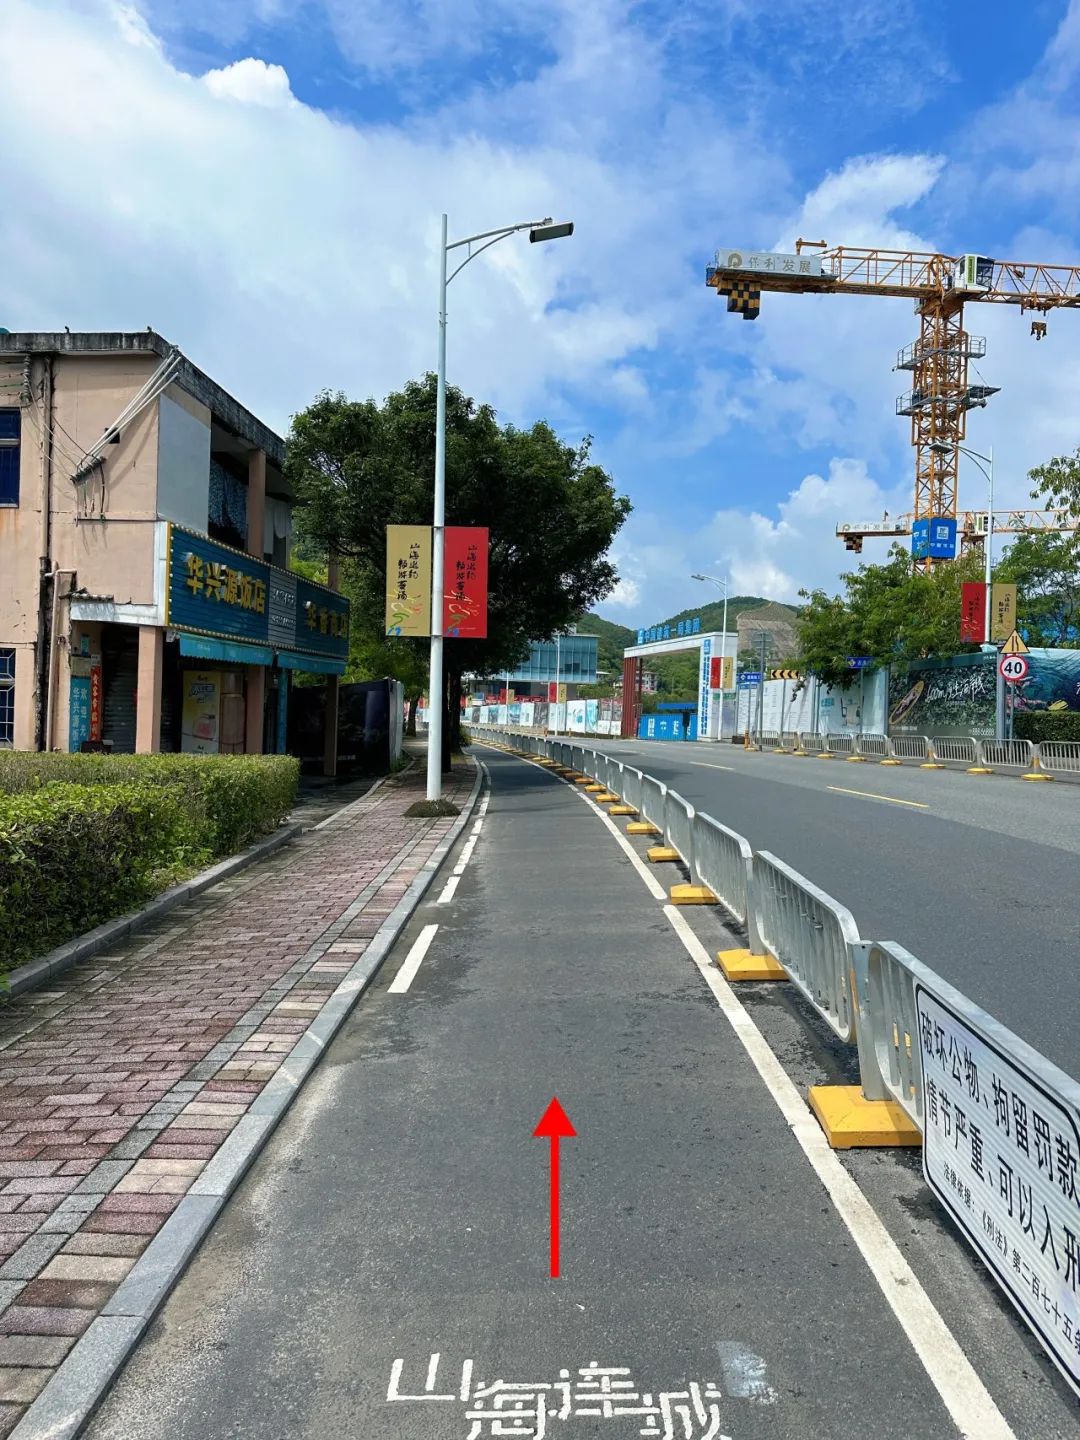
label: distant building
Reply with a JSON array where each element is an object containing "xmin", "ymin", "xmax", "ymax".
[
  {"xmin": 477, "ymin": 634, "xmax": 598, "ymax": 698},
  {"xmin": 0, "ymin": 331, "xmax": 348, "ymax": 754},
  {"xmin": 737, "ymin": 602, "xmax": 800, "ymax": 662}
]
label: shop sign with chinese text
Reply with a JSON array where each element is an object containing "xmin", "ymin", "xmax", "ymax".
[
  {"xmin": 715, "ymin": 248, "xmax": 823, "ymax": 278},
  {"xmin": 443, "ymin": 527, "xmax": 489, "ymax": 638},
  {"xmin": 385, "ymin": 525, "xmax": 432, "ymax": 637},
  {"xmin": 166, "ymin": 525, "xmax": 349, "ymax": 662},
  {"xmin": 917, "ymin": 983, "xmax": 1080, "ymax": 1398}
]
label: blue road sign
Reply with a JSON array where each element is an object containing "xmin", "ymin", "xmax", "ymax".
[
  {"xmin": 847, "ymin": 656, "xmax": 873, "ymax": 670},
  {"xmin": 737, "ymin": 671, "xmax": 763, "ymax": 686}
]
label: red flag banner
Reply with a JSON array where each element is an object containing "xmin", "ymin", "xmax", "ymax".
[
  {"xmin": 960, "ymin": 582, "xmax": 986, "ymax": 644},
  {"xmin": 443, "ymin": 527, "xmax": 489, "ymax": 638}
]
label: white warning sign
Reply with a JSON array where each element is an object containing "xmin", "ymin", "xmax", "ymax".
[{"xmin": 916, "ymin": 983, "xmax": 1080, "ymax": 1399}]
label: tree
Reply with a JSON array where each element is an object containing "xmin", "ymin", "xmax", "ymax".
[
  {"xmin": 286, "ymin": 376, "xmax": 631, "ymax": 757},
  {"xmin": 797, "ymin": 545, "xmax": 984, "ymax": 685},
  {"xmin": 995, "ymin": 532, "xmax": 1080, "ymax": 647}
]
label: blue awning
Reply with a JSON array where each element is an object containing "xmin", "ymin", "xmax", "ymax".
[
  {"xmin": 276, "ymin": 651, "xmax": 346, "ymax": 676},
  {"xmin": 178, "ymin": 634, "xmax": 274, "ymax": 667}
]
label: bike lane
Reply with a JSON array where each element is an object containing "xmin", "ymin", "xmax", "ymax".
[{"xmin": 86, "ymin": 748, "xmax": 1004, "ymax": 1440}]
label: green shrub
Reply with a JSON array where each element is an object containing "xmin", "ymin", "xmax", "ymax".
[
  {"xmin": 0, "ymin": 753, "xmax": 299, "ymax": 855},
  {"xmin": 1013, "ymin": 711, "xmax": 1080, "ymax": 744},
  {"xmin": 0, "ymin": 784, "xmax": 202, "ymax": 969}
]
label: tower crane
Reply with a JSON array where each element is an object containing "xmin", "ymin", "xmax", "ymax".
[{"xmin": 706, "ymin": 242, "xmax": 1080, "ymax": 566}]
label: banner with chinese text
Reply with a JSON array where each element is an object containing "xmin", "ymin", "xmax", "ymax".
[
  {"xmin": 443, "ymin": 527, "xmax": 489, "ymax": 638},
  {"xmin": 991, "ymin": 584, "xmax": 1018, "ymax": 643},
  {"xmin": 385, "ymin": 526, "xmax": 432, "ymax": 637},
  {"xmin": 960, "ymin": 583, "xmax": 986, "ymax": 644}
]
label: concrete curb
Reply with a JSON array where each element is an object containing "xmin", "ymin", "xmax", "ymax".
[
  {"xmin": 4, "ymin": 823, "xmax": 303, "ymax": 1002},
  {"xmin": 9, "ymin": 758, "xmax": 484, "ymax": 1440}
]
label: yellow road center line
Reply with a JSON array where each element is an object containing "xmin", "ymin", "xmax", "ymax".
[{"xmin": 827, "ymin": 785, "xmax": 928, "ymax": 810}]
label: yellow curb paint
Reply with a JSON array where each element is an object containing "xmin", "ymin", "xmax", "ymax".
[
  {"xmin": 716, "ymin": 948, "xmax": 788, "ymax": 982},
  {"xmin": 808, "ymin": 1085, "xmax": 922, "ymax": 1149},
  {"xmin": 669, "ymin": 883, "xmax": 718, "ymax": 905},
  {"xmin": 609, "ymin": 805, "xmax": 637, "ymax": 816},
  {"xmin": 826, "ymin": 786, "xmax": 929, "ymax": 810},
  {"xmin": 626, "ymin": 821, "xmax": 660, "ymax": 835},
  {"xmin": 646, "ymin": 845, "xmax": 681, "ymax": 864}
]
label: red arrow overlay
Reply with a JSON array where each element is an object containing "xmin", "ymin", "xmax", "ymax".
[{"xmin": 533, "ymin": 1097, "xmax": 576, "ymax": 1278}]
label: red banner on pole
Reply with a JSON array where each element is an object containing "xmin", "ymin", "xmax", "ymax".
[
  {"xmin": 443, "ymin": 527, "xmax": 489, "ymax": 638},
  {"xmin": 961, "ymin": 582, "xmax": 986, "ymax": 644}
]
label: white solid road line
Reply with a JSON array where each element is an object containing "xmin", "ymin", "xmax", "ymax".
[
  {"xmin": 438, "ymin": 875, "xmax": 461, "ymax": 905},
  {"xmin": 388, "ymin": 923, "xmax": 439, "ymax": 994},
  {"xmin": 689, "ymin": 760, "xmax": 736, "ymax": 772},
  {"xmin": 663, "ymin": 903, "xmax": 1015, "ymax": 1440}
]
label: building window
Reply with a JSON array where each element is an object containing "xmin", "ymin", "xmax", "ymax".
[
  {"xmin": 0, "ymin": 649, "xmax": 14, "ymax": 747},
  {"xmin": 0, "ymin": 410, "xmax": 19, "ymax": 506}
]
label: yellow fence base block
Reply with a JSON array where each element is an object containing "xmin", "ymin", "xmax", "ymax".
[
  {"xmin": 596, "ymin": 793, "xmax": 620, "ymax": 805},
  {"xmin": 670, "ymin": 884, "xmax": 717, "ymax": 906},
  {"xmin": 627, "ymin": 821, "xmax": 659, "ymax": 835},
  {"xmin": 920, "ymin": 762, "xmax": 945, "ymax": 770},
  {"xmin": 817, "ymin": 752, "xmax": 835, "ymax": 759},
  {"xmin": 808, "ymin": 1085, "xmax": 922, "ymax": 1149},
  {"xmin": 967, "ymin": 765, "xmax": 993, "ymax": 775},
  {"xmin": 716, "ymin": 949, "xmax": 788, "ymax": 981},
  {"xmin": 609, "ymin": 805, "xmax": 637, "ymax": 816},
  {"xmin": 1021, "ymin": 771, "xmax": 1054, "ymax": 782},
  {"xmin": 574, "ymin": 777, "xmax": 593, "ymax": 786},
  {"xmin": 845, "ymin": 755, "xmax": 866, "ymax": 762},
  {"xmin": 879, "ymin": 757, "xmax": 902, "ymax": 765},
  {"xmin": 646, "ymin": 845, "xmax": 681, "ymax": 864},
  {"xmin": 585, "ymin": 783, "xmax": 606, "ymax": 793}
]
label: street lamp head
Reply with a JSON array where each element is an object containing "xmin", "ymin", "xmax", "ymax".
[
  {"xmin": 529, "ymin": 220, "xmax": 574, "ymax": 243},
  {"xmin": 690, "ymin": 573, "xmax": 707, "ymax": 581}
]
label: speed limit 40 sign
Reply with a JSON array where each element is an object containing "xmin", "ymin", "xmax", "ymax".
[{"xmin": 999, "ymin": 653, "xmax": 1029, "ymax": 684}]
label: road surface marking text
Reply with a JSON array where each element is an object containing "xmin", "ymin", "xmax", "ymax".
[
  {"xmin": 388, "ymin": 1354, "xmax": 777, "ymax": 1434},
  {"xmin": 827, "ymin": 785, "xmax": 929, "ymax": 810},
  {"xmin": 388, "ymin": 924, "xmax": 439, "ymax": 994},
  {"xmin": 662, "ymin": 904, "xmax": 1014, "ymax": 1440}
]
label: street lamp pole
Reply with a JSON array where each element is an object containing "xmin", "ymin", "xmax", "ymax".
[
  {"xmin": 691, "ymin": 572, "xmax": 730, "ymax": 740},
  {"xmin": 426, "ymin": 213, "xmax": 574, "ymax": 803}
]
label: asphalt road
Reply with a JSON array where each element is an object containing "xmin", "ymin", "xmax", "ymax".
[
  {"xmin": 589, "ymin": 738, "xmax": 1080, "ymax": 1077},
  {"xmin": 86, "ymin": 749, "xmax": 1002, "ymax": 1440}
]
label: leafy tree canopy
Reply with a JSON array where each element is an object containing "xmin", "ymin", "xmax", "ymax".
[{"xmin": 286, "ymin": 377, "xmax": 631, "ymax": 686}]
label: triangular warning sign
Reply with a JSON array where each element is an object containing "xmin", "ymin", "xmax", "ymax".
[{"xmin": 1002, "ymin": 630, "xmax": 1029, "ymax": 655}]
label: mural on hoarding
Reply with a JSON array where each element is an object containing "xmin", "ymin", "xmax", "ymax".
[
  {"xmin": 888, "ymin": 659, "xmax": 996, "ymax": 738},
  {"xmin": 1010, "ymin": 648, "xmax": 1080, "ymax": 714}
]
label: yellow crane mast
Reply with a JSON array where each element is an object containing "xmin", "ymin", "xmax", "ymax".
[{"xmin": 706, "ymin": 242, "xmax": 1080, "ymax": 565}]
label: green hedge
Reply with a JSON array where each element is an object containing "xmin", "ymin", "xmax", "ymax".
[
  {"xmin": 1013, "ymin": 711, "xmax": 1080, "ymax": 744},
  {"xmin": 0, "ymin": 754, "xmax": 300, "ymax": 855},
  {"xmin": 0, "ymin": 754, "xmax": 300, "ymax": 973},
  {"xmin": 0, "ymin": 784, "xmax": 202, "ymax": 967}
]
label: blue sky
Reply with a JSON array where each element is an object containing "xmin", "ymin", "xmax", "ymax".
[{"xmin": 3, "ymin": 0, "xmax": 1080, "ymax": 626}]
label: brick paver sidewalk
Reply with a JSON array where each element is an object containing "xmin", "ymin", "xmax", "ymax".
[{"xmin": 0, "ymin": 760, "xmax": 473, "ymax": 1434}]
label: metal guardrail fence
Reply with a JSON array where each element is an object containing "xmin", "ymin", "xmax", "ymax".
[
  {"xmin": 780, "ymin": 730, "xmax": 800, "ymax": 750},
  {"xmin": 855, "ymin": 733, "xmax": 890, "ymax": 758},
  {"xmin": 798, "ymin": 731, "xmax": 822, "ymax": 753},
  {"xmin": 848, "ymin": 940, "xmax": 923, "ymax": 1123},
  {"xmin": 640, "ymin": 774, "xmax": 667, "ymax": 833},
  {"xmin": 888, "ymin": 734, "xmax": 931, "ymax": 761},
  {"xmin": 979, "ymin": 738, "xmax": 1033, "ymax": 769},
  {"xmin": 758, "ymin": 729, "xmax": 781, "ymax": 749},
  {"xmin": 664, "ymin": 791, "xmax": 697, "ymax": 879},
  {"xmin": 753, "ymin": 851, "xmax": 858, "ymax": 1044},
  {"xmin": 1039, "ymin": 740, "xmax": 1080, "ymax": 773},
  {"xmin": 621, "ymin": 766, "xmax": 644, "ymax": 813},
  {"xmin": 694, "ymin": 813, "xmax": 762, "ymax": 954},
  {"xmin": 930, "ymin": 736, "xmax": 978, "ymax": 765},
  {"xmin": 825, "ymin": 733, "xmax": 855, "ymax": 755}
]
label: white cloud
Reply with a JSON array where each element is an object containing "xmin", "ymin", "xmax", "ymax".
[{"xmin": 203, "ymin": 57, "xmax": 294, "ymax": 106}]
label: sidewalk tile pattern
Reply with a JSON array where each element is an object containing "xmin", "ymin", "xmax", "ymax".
[{"xmin": 0, "ymin": 764, "xmax": 469, "ymax": 1435}]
